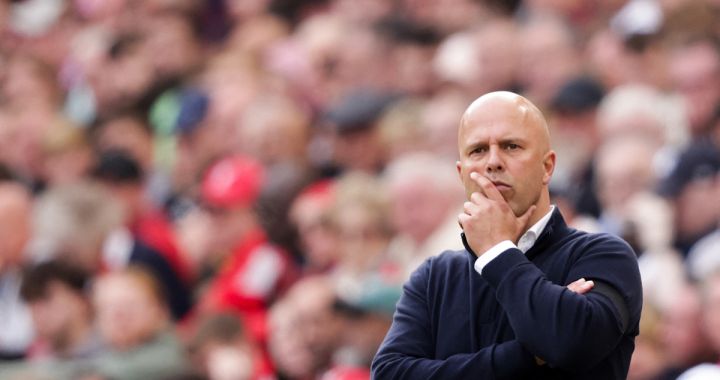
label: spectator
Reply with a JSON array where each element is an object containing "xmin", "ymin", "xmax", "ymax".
[
  {"xmin": 322, "ymin": 89, "xmax": 398, "ymax": 174},
  {"xmin": 20, "ymin": 260, "xmax": 101, "ymax": 360},
  {"xmin": 39, "ymin": 118, "xmax": 93, "ymax": 187},
  {"xmin": 658, "ymin": 283, "xmax": 717, "ymax": 379},
  {"xmin": 383, "ymin": 152, "xmax": 464, "ymax": 279},
  {"xmin": 91, "ymin": 150, "xmax": 193, "ymax": 285},
  {"xmin": 87, "ymin": 266, "xmax": 187, "ymax": 380},
  {"xmin": 0, "ymin": 182, "xmax": 35, "ymax": 359},
  {"xmin": 289, "ymin": 180, "xmax": 340, "ymax": 274},
  {"xmin": 195, "ymin": 155, "xmax": 296, "ymax": 361},
  {"xmin": 676, "ymin": 271, "xmax": 720, "ymax": 379},
  {"xmin": 657, "ymin": 140, "xmax": 720, "ymax": 256},
  {"xmin": 269, "ymin": 275, "xmax": 342, "ymax": 379},
  {"xmin": 187, "ymin": 312, "xmax": 261, "ymax": 380},
  {"xmin": 668, "ymin": 37, "xmax": 720, "ymax": 139}
]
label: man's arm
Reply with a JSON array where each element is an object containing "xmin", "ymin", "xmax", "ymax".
[
  {"xmin": 371, "ymin": 259, "xmax": 537, "ymax": 380},
  {"xmin": 480, "ymin": 238, "xmax": 639, "ymax": 372},
  {"xmin": 459, "ymin": 174, "xmax": 641, "ymax": 373}
]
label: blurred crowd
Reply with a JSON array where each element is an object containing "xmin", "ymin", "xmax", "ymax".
[{"xmin": 1, "ymin": 0, "xmax": 720, "ymax": 379}]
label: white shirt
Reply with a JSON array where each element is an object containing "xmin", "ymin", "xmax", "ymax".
[{"xmin": 474, "ymin": 206, "xmax": 555, "ymax": 275}]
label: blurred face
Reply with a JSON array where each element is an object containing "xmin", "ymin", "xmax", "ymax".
[
  {"xmin": 670, "ymin": 42, "xmax": 720, "ymax": 132},
  {"xmin": 93, "ymin": 273, "xmax": 166, "ymax": 351},
  {"xmin": 596, "ymin": 142, "xmax": 655, "ymax": 217},
  {"xmin": 95, "ymin": 118, "xmax": 153, "ymax": 171},
  {"xmin": 269, "ymin": 303, "xmax": 316, "ymax": 378},
  {"xmin": 390, "ymin": 180, "xmax": 449, "ymax": 244},
  {"xmin": 675, "ymin": 176, "xmax": 720, "ymax": 240},
  {"xmin": 0, "ymin": 185, "xmax": 31, "ymax": 271},
  {"xmin": 290, "ymin": 197, "xmax": 338, "ymax": 269},
  {"xmin": 199, "ymin": 342, "xmax": 254, "ymax": 380},
  {"xmin": 334, "ymin": 129, "xmax": 384, "ymax": 173},
  {"xmin": 702, "ymin": 276, "xmax": 720, "ymax": 351},
  {"xmin": 335, "ymin": 205, "xmax": 389, "ymax": 266},
  {"xmin": 294, "ymin": 290, "xmax": 341, "ymax": 363},
  {"xmin": 456, "ymin": 93, "xmax": 555, "ymax": 217},
  {"xmin": 661, "ymin": 287, "xmax": 713, "ymax": 366},
  {"xmin": 205, "ymin": 206, "xmax": 252, "ymax": 254},
  {"xmin": 28, "ymin": 282, "xmax": 81, "ymax": 349}
]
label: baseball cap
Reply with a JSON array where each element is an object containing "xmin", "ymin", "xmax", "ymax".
[
  {"xmin": 324, "ymin": 88, "xmax": 398, "ymax": 134},
  {"xmin": 201, "ymin": 155, "xmax": 265, "ymax": 208},
  {"xmin": 550, "ymin": 76, "xmax": 605, "ymax": 114},
  {"xmin": 657, "ymin": 140, "xmax": 720, "ymax": 198}
]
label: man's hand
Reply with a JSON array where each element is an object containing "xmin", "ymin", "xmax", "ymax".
[
  {"xmin": 566, "ymin": 278, "xmax": 594, "ymax": 295},
  {"xmin": 458, "ymin": 172, "xmax": 535, "ymax": 255},
  {"xmin": 535, "ymin": 278, "xmax": 595, "ymax": 366}
]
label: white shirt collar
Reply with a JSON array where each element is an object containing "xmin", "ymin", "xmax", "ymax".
[{"xmin": 517, "ymin": 205, "xmax": 555, "ymax": 253}]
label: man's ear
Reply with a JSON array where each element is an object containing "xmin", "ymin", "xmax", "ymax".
[
  {"xmin": 456, "ymin": 160, "xmax": 463, "ymax": 179},
  {"xmin": 542, "ymin": 151, "xmax": 556, "ymax": 185}
]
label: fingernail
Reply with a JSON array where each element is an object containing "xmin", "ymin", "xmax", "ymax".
[{"xmin": 470, "ymin": 172, "xmax": 478, "ymax": 179}]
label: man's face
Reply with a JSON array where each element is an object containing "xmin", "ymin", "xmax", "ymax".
[
  {"xmin": 28, "ymin": 282, "xmax": 78, "ymax": 348},
  {"xmin": 456, "ymin": 96, "xmax": 555, "ymax": 216},
  {"xmin": 93, "ymin": 275, "xmax": 166, "ymax": 351}
]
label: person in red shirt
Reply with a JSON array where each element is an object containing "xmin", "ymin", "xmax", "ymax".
[{"xmin": 196, "ymin": 154, "xmax": 296, "ymax": 373}]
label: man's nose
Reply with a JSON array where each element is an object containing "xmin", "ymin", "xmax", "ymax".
[{"xmin": 485, "ymin": 146, "xmax": 504, "ymax": 173}]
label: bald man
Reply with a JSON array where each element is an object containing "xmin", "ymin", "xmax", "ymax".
[{"xmin": 372, "ymin": 92, "xmax": 642, "ymax": 379}]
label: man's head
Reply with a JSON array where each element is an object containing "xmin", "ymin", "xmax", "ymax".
[
  {"xmin": 200, "ymin": 155, "xmax": 264, "ymax": 252},
  {"xmin": 456, "ymin": 91, "xmax": 555, "ymax": 224},
  {"xmin": 92, "ymin": 266, "xmax": 169, "ymax": 351},
  {"xmin": 20, "ymin": 260, "xmax": 92, "ymax": 355},
  {"xmin": 669, "ymin": 38, "xmax": 720, "ymax": 135},
  {"xmin": 0, "ymin": 182, "xmax": 32, "ymax": 272},
  {"xmin": 385, "ymin": 152, "xmax": 463, "ymax": 245},
  {"xmin": 188, "ymin": 312, "xmax": 255, "ymax": 380}
]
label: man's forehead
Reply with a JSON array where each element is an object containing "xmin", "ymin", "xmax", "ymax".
[{"xmin": 458, "ymin": 91, "xmax": 550, "ymax": 148}]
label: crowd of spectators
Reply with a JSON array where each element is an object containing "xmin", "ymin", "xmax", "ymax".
[{"xmin": 0, "ymin": 0, "xmax": 720, "ymax": 379}]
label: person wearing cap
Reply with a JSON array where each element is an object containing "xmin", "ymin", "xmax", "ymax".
[
  {"xmin": 323, "ymin": 88, "xmax": 398, "ymax": 174},
  {"xmin": 195, "ymin": 154, "xmax": 296, "ymax": 368},
  {"xmin": 372, "ymin": 92, "xmax": 642, "ymax": 379},
  {"xmin": 657, "ymin": 139, "xmax": 720, "ymax": 256}
]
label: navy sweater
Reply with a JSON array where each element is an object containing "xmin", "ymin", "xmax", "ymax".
[{"xmin": 372, "ymin": 209, "xmax": 642, "ymax": 379}]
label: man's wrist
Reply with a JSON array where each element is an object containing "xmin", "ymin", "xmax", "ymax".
[{"xmin": 474, "ymin": 240, "xmax": 517, "ymax": 274}]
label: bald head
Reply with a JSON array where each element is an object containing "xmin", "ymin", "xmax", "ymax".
[
  {"xmin": 0, "ymin": 182, "xmax": 32, "ymax": 270},
  {"xmin": 456, "ymin": 91, "xmax": 556, "ymax": 223},
  {"xmin": 459, "ymin": 91, "xmax": 551, "ymax": 156}
]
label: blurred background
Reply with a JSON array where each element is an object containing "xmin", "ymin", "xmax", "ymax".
[{"xmin": 0, "ymin": 0, "xmax": 720, "ymax": 379}]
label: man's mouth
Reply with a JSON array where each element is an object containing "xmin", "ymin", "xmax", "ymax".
[{"xmin": 490, "ymin": 180, "xmax": 512, "ymax": 192}]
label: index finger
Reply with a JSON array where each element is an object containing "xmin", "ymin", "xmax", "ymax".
[{"xmin": 470, "ymin": 172, "xmax": 506, "ymax": 204}]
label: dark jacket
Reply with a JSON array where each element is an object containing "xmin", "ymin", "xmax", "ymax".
[{"xmin": 372, "ymin": 209, "xmax": 642, "ymax": 379}]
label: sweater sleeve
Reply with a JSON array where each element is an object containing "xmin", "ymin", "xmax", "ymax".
[
  {"xmin": 480, "ymin": 234, "xmax": 642, "ymax": 373},
  {"xmin": 371, "ymin": 259, "xmax": 537, "ymax": 380}
]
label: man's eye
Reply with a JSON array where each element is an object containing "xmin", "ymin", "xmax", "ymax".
[{"xmin": 506, "ymin": 143, "xmax": 520, "ymax": 150}]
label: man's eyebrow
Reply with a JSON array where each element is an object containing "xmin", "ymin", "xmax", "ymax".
[
  {"xmin": 499, "ymin": 137, "xmax": 525, "ymax": 145},
  {"xmin": 464, "ymin": 140, "xmax": 487, "ymax": 153}
]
